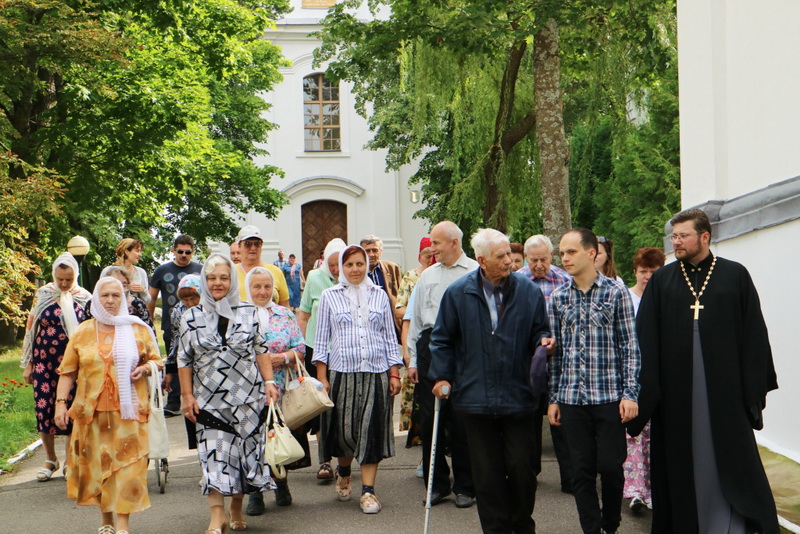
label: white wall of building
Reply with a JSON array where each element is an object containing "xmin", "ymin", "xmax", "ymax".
[
  {"xmin": 678, "ymin": 0, "xmax": 800, "ymax": 459},
  {"xmin": 678, "ymin": 0, "xmax": 800, "ymax": 207},
  {"xmin": 217, "ymin": 2, "xmax": 428, "ymax": 271}
]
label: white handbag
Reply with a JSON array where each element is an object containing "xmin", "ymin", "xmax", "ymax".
[
  {"xmin": 264, "ymin": 400, "xmax": 305, "ymax": 478},
  {"xmin": 281, "ymin": 356, "xmax": 333, "ymax": 430},
  {"xmin": 146, "ymin": 361, "xmax": 169, "ymax": 459}
]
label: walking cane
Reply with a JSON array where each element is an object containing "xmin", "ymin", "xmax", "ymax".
[{"xmin": 423, "ymin": 385, "xmax": 449, "ymax": 534}]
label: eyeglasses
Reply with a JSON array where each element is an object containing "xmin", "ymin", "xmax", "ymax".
[
  {"xmin": 175, "ymin": 249, "xmax": 193, "ymax": 255},
  {"xmin": 667, "ymin": 233, "xmax": 698, "ymax": 242},
  {"xmin": 241, "ymin": 240, "xmax": 262, "ymax": 248},
  {"xmin": 597, "ymin": 236, "xmax": 607, "ymax": 243}
]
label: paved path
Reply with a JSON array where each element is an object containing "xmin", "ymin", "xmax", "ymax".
[{"xmin": 0, "ymin": 414, "xmax": 653, "ymax": 534}]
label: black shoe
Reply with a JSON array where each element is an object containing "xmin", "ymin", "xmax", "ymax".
[
  {"xmin": 274, "ymin": 479, "xmax": 292, "ymax": 506},
  {"xmin": 245, "ymin": 493, "xmax": 265, "ymax": 516},
  {"xmin": 454, "ymin": 494, "xmax": 474, "ymax": 508},
  {"xmin": 601, "ymin": 530, "xmax": 617, "ymax": 534},
  {"xmin": 423, "ymin": 490, "xmax": 451, "ymax": 506},
  {"xmin": 629, "ymin": 496, "xmax": 645, "ymax": 513},
  {"xmin": 163, "ymin": 406, "xmax": 181, "ymax": 418}
]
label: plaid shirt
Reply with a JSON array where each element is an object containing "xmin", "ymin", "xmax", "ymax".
[
  {"xmin": 548, "ymin": 272, "xmax": 640, "ymax": 406},
  {"xmin": 518, "ymin": 265, "xmax": 571, "ymax": 303}
]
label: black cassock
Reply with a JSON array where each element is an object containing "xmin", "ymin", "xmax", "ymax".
[{"xmin": 629, "ymin": 253, "xmax": 779, "ymax": 534}]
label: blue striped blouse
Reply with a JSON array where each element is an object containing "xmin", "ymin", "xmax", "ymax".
[{"xmin": 312, "ymin": 284, "xmax": 402, "ymax": 373}]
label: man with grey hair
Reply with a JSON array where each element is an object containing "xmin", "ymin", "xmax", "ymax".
[
  {"xmin": 518, "ymin": 234, "xmax": 574, "ymax": 492},
  {"xmin": 408, "ymin": 221, "xmax": 478, "ymax": 509},
  {"xmin": 360, "ymin": 234, "xmax": 402, "ymax": 335},
  {"xmin": 429, "ymin": 228, "xmax": 555, "ymax": 533}
]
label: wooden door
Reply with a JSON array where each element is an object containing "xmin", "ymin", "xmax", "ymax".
[{"xmin": 302, "ymin": 200, "xmax": 347, "ymax": 275}]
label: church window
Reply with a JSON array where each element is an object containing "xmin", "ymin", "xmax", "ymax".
[{"xmin": 303, "ymin": 74, "xmax": 340, "ymax": 151}]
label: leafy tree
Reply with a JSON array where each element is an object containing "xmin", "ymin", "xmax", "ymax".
[
  {"xmin": 0, "ymin": 0, "xmax": 290, "ymax": 267},
  {"xmin": 315, "ymin": 0, "xmax": 680, "ymax": 257}
]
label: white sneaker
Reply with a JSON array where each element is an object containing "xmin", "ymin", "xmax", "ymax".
[
  {"xmin": 335, "ymin": 472, "xmax": 352, "ymax": 501},
  {"xmin": 416, "ymin": 462, "xmax": 424, "ymax": 478},
  {"xmin": 360, "ymin": 492, "xmax": 381, "ymax": 514}
]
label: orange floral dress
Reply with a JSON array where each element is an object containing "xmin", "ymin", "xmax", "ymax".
[{"xmin": 58, "ymin": 319, "xmax": 161, "ymax": 513}]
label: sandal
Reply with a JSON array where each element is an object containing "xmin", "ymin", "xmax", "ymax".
[
  {"xmin": 316, "ymin": 463, "xmax": 334, "ymax": 480},
  {"xmin": 229, "ymin": 520, "xmax": 247, "ymax": 531},
  {"xmin": 37, "ymin": 459, "xmax": 60, "ymax": 481}
]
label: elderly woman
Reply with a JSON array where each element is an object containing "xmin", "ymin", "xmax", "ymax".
[
  {"xmin": 87, "ymin": 266, "xmax": 153, "ymax": 328},
  {"xmin": 313, "ymin": 244, "xmax": 403, "ymax": 515},
  {"xmin": 54, "ymin": 277, "xmax": 161, "ymax": 534},
  {"xmin": 242, "ymin": 267, "xmax": 306, "ymax": 516},
  {"xmin": 101, "ymin": 238, "xmax": 150, "ymax": 305},
  {"xmin": 296, "ymin": 237, "xmax": 346, "ymax": 483},
  {"xmin": 177, "ymin": 254, "xmax": 280, "ymax": 534},
  {"xmin": 21, "ymin": 252, "xmax": 91, "ymax": 481}
]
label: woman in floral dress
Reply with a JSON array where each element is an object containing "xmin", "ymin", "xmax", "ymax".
[
  {"xmin": 21, "ymin": 252, "xmax": 90, "ymax": 481},
  {"xmin": 242, "ymin": 266, "xmax": 306, "ymax": 517},
  {"xmin": 394, "ymin": 237, "xmax": 434, "ymax": 447}
]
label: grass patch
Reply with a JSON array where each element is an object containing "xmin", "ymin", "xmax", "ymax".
[{"xmin": 0, "ymin": 341, "xmax": 37, "ymax": 471}]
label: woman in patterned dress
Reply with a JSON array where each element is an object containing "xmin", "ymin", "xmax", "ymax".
[
  {"xmin": 21, "ymin": 252, "xmax": 90, "ymax": 481},
  {"xmin": 55, "ymin": 276, "xmax": 162, "ymax": 534},
  {"xmin": 313, "ymin": 245, "xmax": 403, "ymax": 515},
  {"xmin": 242, "ymin": 267, "xmax": 306, "ymax": 517},
  {"xmin": 623, "ymin": 247, "xmax": 665, "ymax": 512},
  {"xmin": 177, "ymin": 254, "xmax": 280, "ymax": 534},
  {"xmin": 393, "ymin": 238, "xmax": 434, "ymax": 447}
]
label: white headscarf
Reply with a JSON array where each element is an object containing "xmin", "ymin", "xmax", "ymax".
[
  {"xmin": 320, "ymin": 238, "xmax": 347, "ymax": 282},
  {"xmin": 53, "ymin": 252, "xmax": 83, "ymax": 338},
  {"xmin": 338, "ymin": 244, "xmax": 374, "ymax": 330},
  {"xmin": 91, "ymin": 277, "xmax": 157, "ymax": 420},
  {"xmin": 244, "ymin": 266, "xmax": 274, "ymax": 328},
  {"xmin": 199, "ymin": 254, "xmax": 239, "ymax": 333}
]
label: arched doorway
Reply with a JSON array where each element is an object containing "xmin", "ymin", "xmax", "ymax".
[{"xmin": 301, "ymin": 200, "xmax": 347, "ymax": 275}]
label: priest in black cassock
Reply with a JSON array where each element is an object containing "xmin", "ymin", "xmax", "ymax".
[{"xmin": 629, "ymin": 208, "xmax": 779, "ymax": 534}]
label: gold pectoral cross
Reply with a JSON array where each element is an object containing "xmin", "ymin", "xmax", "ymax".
[{"xmin": 690, "ymin": 300, "xmax": 704, "ymax": 320}]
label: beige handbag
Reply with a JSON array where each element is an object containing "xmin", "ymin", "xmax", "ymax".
[
  {"xmin": 264, "ymin": 401, "xmax": 305, "ymax": 478},
  {"xmin": 281, "ymin": 356, "xmax": 333, "ymax": 430},
  {"xmin": 146, "ymin": 361, "xmax": 169, "ymax": 459}
]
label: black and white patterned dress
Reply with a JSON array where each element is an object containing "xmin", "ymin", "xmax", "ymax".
[{"xmin": 177, "ymin": 303, "xmax": 275, "ymax": 495}]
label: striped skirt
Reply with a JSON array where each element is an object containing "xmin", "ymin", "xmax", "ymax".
[{"xmin": 322, "ymin": 371, "xmax": 395, "ymax": 465}]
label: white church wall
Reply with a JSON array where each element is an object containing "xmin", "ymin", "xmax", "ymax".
[
  {"xmin": 678, "ymin": 0, "xmax": 800, "ymax": 460},
  {"xmin": 709, "ymin": 221, "xmax": 800, "ymax": 462},
  {"xmin": 678, "ymin": 0, "xmax": 800, "ymax": 208},
  {"xmin": 226, "ymin": 8, "xmax": 428, "ymax": 272}
]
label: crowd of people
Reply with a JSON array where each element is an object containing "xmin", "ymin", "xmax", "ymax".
[{"xmin": 19, "ymin": 210, "xmax": 780, "ymax": 534}]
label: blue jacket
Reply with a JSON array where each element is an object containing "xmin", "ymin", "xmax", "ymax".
[{"xmin": 428, "ymin": 269, "xmax": 550, "ymax": 416}]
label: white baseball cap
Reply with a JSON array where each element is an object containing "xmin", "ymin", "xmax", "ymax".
[{"xmin": 237, "ymin": 225, "xmax": 262, "ymax": 242}]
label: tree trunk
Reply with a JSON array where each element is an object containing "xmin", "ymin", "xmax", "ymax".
[
  {"xmin": 482, "ymin": 38, "xmax": 538, "ymax": 233},
  {"xmin": 534, "ymin": 18, "xmax": 572, "ymax": 248}
]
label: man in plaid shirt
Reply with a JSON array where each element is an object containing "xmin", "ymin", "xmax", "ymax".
[{"xmin": 548, "ymin": 228, "xmax": 640, "ymax": 534}]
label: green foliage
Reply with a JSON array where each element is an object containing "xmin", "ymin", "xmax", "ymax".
[
  {"xmin": 0, "ymin": 151, "xmax": 64, "ymax": 325},
  {"xmin": 316, "ymin": 0, "xmax": 681, "ymax": 260},
  {"xmin": 0, "ymin": 0, "xmax": 290, "ymax": 287}
]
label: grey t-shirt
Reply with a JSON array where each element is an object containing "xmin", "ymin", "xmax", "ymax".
[{"xmin": 150, "ymin": 260, "xmax": 202, "ymax": 333}]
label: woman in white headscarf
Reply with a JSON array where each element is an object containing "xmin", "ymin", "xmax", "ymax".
[
  {"xmin": 242, "ymin": 267, "xmax": 306, "ymax": 518},
  {"xmin": 54, "ymin": 277, "xmax": 161, "ymax": 534},
  {"xmin": 296, "ymin": 237, "xmax": 345, "ymax": 482},
  {"xmin": 312, "ymin": 244, "xmax": 403, "ymax": 515},
  {"xmin": 21, "ymin": 252, "xmax": 91, "ymax": 481},
  {"xmin": 177, "ymin": 254, "xmax": 280, "ymax": 534}
]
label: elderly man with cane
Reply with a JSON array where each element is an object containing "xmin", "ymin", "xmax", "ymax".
[{"xmin": 428, "ymin": 228, "xmax": 554, "ymax": 533}]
